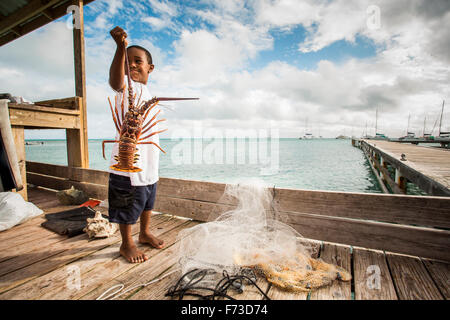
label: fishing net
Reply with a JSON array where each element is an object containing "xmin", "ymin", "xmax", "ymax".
[{"xmin": 173, "ymin": 180, "xmax": 351, "ymax": 296}]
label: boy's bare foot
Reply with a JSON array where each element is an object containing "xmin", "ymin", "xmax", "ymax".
[
  {"xmin": 120, "ymin": 244, "xmax": 148, "ymax": 263},
  {"xmin": 139, "ymin": 232, "xmax": 165, "ymax": 249}
]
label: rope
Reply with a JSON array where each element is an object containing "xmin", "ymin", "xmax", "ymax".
[
  {"xmin": 96, "ymin": 268, "xmax": 181, "ymax": 300},
  {"xmin": 165, "ymin": 268, "xmax": 271, "ymax": 300}
]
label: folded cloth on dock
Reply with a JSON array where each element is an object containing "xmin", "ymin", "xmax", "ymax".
[{"xmin": 41, "ymin": 206, "xmax": 108, "ymax": 237}]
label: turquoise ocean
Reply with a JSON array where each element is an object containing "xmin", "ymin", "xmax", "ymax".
[{"xmin": 25, "ymin": 138, "xmax": 386, "ymax": 194}]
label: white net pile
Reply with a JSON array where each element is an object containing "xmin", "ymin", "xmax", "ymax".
[{"xmin": 173, "ymin": 180, "xmax": 350, "ymax": 294}]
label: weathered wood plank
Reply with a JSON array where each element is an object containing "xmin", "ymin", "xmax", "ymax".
[
  {"xmin": 224, "ymin": 276, "xmax": 269, "ymax": 300},
  {"xmin": 309, "ymin": 243, "xmax": 352, "ymax": 300},
  {"xmin": 265, "ymin": 240, "xmax": 321, "ymax": 300},
  {"xmin": 353, "ymin": 247, "xmax": 397, "ymax": 300},
  {"xmin": 0, "ymin": 214, "xmax": 158, "ymax": 296},
  {"xmin": 153, "ymin": 196, "xmax": 450, "ymax": 262},
  {"xmin": 11, "ymin": 126, "xmax": 27, "ymax": 200},
  {"xmin": 283, "ymin": 211, "xmax": 450, "ymax": 262},
  {"xmin": 30, "ymin": 217, "xmax": 190, "ymax": 300},
  {"xmin": 26, "ymin": 172, "xmax": 107, "ymax": 200},
  {"xmin": 141, "ymin": 267, "xmax": 184, "ymax": 300},
  {"xmin": 386, "ymin": 253, "xmax": 443, "ymax": 300},
  {"xmin": 273, "ymin": 188, "xmax": 450, "ymax": 229},
  {"xmin": 0, "ymin": 214, "xmax": 175, "ymax": 299},
  {"xmin": 27, "ymin": 162, "xmax": 70, "ymax": 179},
  {"xmin": 8, "ymin": 103, "xmax": 80, "ymax": 115},
  {"xmin": 26, "ymin": 162, "xmax": 450, "ymax": 228},
  {"xmin": 79, "ymin": 220, "xmax": 198, "ymax": 300},
  {"xmin": 9, "ymin": 105, "xmax": 80, "ymax": 129},
  {"xmin": 35, "ymin": 97, "xmax": 79, "ymax": 110},
  {"xmin": 154, "ymin": 195, "xmax": 234, "ymax": 222},
  {"xmin": 126, "ymin": 246, "xmax": 187, "ymax": 300},
  {"xmin": 421, "ymin": 259, "xmax": 450, "ymax": 299},
  {"xmin": 26, "ymin": 161, "xmax": 109, "ymax": 185}
]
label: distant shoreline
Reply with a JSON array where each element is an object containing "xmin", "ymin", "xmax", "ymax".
[{"xmin": 25, "ymin": 137, "xmax": 337, "ymax": 141}]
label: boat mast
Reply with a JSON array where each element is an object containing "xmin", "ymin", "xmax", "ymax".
[
  {"xmin": 407, "ymin": 114, "xmax": 410, "ymax": 135},
  {"xmin": 375, "ymin": 108, "xmax": 378, "ymax": 135},
  {"xmin": 439, "ymin": 100, "xmax": 445, "ymax": 136},
  {"xmin": 423, "ymin": 116, "xmax": 426, "ymax": 136}
]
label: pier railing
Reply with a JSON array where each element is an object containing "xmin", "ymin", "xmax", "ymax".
[
  {"xmin": 353, "ymin": 139, "xmax": 450, "ymax": 197},
  {"xmin": 26, "ymin": 161, "xmax": 450, "ymax": 262}
]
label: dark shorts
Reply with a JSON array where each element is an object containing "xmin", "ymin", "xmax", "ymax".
[{"xmin": 108, "ymin": 173, "xmax": 157, "ymax": 225}]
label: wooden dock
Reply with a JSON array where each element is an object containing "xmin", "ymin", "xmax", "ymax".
[
  {"xmin": 353, "ymin": 139, "xmax": 450, "ymax": 196},
  {"xmin": 0, "ymin": 186, "xmax": 448, "ymax": 300}
]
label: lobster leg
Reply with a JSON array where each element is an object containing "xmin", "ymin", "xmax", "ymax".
[
  {"xmin": 136, "ymin": 88, "xmax": 143, "ymax": 108},
  {"xmin": 140, "ymin": 118, "xmax": 166, "ymax": 137},
  {"xmin": 113, "ymin": 96, "xmax": 122, "ymax": 127},
  {"xmin": 108, "ymin": 98, "xmax": 121, "ymax": 132},
  {"xmin": 121, "ymin": 90, "xmax": 125, "ymax": 121},
  {"xmin": 102, "ymin": 140, "xmax": 119, "ymax": 159},
  {"xmin": 142, "ymin": 109, "xmax": 161, "ymax": 131},
  {"xmin": 137, "ymin": 141, "xmax": 166, "ymax": 153},
  {"xmin": 142, "ymin": 101, "xmax": 159, "ymax": 121},
  {"xmin": 139, "ymin": 128, "xmax": 168, "ymax": 142}
]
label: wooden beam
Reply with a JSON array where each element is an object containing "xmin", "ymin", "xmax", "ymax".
[
  {"xmin": 153, "ymin": 194, "xmax": 450, "ymax": 261},
  {"xmin": 35, "ymin": 97, "xmax": 79, "ymax": 110},
  {"xmin": 0, "ymin": 0, "xmax": 63, "ymax": 35},
  {"xmin": 370, "ymin": 152, "xmax": 405, "ymax": 194},
  {"xmin": 70, "ymin": 0, "xmax": 88, "ymax": 168},
  {"xmin": 8, "ymin": 103, "xmax": 80, "ymax": 115},
  {"xmin": 8, "ymin": 104, "xmax": 80, "ymax": 129},
  {"xmin": 25, "ymin": 162, "xmax": 450, "ymax": 229},
  {"xmin": 26, "ymin": 172, "xmax": 107, "ymax": 200},
  {"xmin": 364, "ymin": 145, "xmax": 391, "ymax": 194},
  {"xmin": 11, "ymin": 126, "xmax": 27, "ymax": 200},
  {"xmin": 273, "ymin": 187, "xmax": 450, "ymax": 229}
]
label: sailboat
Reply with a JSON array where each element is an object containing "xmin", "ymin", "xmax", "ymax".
[
  {"xmin": 400, "ymin": 114, "xmax": 415, "ymax": 140},
  {"xmin": 438, "ymin": 100, "xmax": 449, "ymax": 137},
  {"xmin": 303, "ymin": 118, "xmax": 314, "ymax": 139}
]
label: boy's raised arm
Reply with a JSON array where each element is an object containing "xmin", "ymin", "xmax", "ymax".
[{"xmin": 109, "ymin": 26, "xmax": 128, "ymax": 92}]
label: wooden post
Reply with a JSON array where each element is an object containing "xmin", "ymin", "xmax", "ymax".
[
  {"xmin": 11, "ymin": 126, "xmax": 27, "ymax": 200},
  {"xmin": 395, "ymin": 169, "xmax": 407, "ymax": 193},
  {"xmin": 67, "ymin": 0, "xmax": 88, "ymax": 169},
  {"xmin": 380, "ymin": 156, "xmax": 388, "ymax": 184}
]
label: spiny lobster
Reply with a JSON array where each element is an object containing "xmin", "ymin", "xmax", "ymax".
[{"xmin": 102, "ymin": 46, "xmax": 198, "ymax": 173}]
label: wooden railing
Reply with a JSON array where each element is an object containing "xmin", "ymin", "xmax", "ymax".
[
  {"xmin": 356, "ymin": 139, "xmax": 450, "ymax": 197},
  {"xmin": 8, "ymin": 96, "xmax": 88, "ymax": 200},
  {"xmin": 26, "ymin": 161, "xmax": 450, "ymax": 262}
]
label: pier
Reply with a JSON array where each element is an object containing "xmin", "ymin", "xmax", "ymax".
[
  {"xmin": 353, "ymin": 139, "xmax": 450, "ymax": 197},
  {"xmin": 0, "ymin": 163, "xmax": 447, "ymax": 300}
]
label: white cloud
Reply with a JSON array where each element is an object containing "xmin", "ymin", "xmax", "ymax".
[
  {"xmin": 142, "ymin": 16, "xmax": 173, "ymax": 30},
  {"xmin": 148, "ymin": 0, "xmax": 178, "ymax": 16},
  {"xmin": 254, "ymin": 0, "xmax": 321, "ymax": 28}
]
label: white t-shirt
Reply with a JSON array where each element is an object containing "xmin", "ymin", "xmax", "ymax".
[{"xmin": 108, "ymin": 76, "xmax": 163, "ymax": 186}]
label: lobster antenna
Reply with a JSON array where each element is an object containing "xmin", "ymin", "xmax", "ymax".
[{"xmin": 123, "ymin": 39, "xmax": 134, "ymax": 108}]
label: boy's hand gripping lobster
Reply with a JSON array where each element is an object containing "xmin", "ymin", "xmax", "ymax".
[{"xmin": 102, "ymin": 42, "xmax": 198, "ymax": 172}]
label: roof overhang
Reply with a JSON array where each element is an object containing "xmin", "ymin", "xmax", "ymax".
[{"xmin": 0, "ymin": 0, "xmax": 95, "ymax": 47}]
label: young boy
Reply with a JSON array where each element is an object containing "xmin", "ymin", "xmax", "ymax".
[{"xmin": 108, "ymin": 26, "xmax": 164, "ymax": 263}]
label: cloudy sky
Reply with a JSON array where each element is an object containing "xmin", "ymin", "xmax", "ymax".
[{"xmin": 0, "ymin": 0, "xmax": 449, "ymax": 139}]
